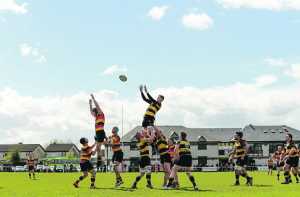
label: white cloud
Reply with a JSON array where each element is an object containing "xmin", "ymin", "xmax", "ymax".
[
  {"xmin": 264, "ymin": 57, "xmax": 288, "ymax": 67},
  {"xmin": 148, "ymin": 5, "xmax": 169, "ymax": 21},
  {"xmin": 285, "ymin": 64, "xmax": 300, "ymax": 79},
  {"xmin": 217, "ymin": 0, "xmax": 300, "ymax": 11},
  {"xmin": 0, "ymin": 0, "xmax": 28, "ymax": 14},
  {"xmin": 102, "ymin": 65, "xmax": 127, "ymax": 76},
  {"xmin": 182, "ymin": 13, "xmax": 214, "ymax": 30},
  {"xmin": 254, "ymin": 74, "xmax": 278, "ymax": 87},
  {"xmin": 19, "ymin": 43, "xmax": 47, "ymax": 63},
  {"xmin": 2, "ymin": 74, "xmax": 300, "ymax": 144}
]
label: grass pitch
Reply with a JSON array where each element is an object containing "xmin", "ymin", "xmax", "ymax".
[{"xmin": 0, "ymin": 171, "xmax": 299, "ymax": 197}]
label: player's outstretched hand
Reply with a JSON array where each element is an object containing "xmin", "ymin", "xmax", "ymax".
[
  {"xmin": 139, "ymin": 85, "xmax": 143, "ymax": 92},
  {"xmin": 91, "ymin": 94, "xmax": 95, "ymax": 99},
  {"xmin": 144, "ymin": 85, "xmax": 148, "ymax": 93}
]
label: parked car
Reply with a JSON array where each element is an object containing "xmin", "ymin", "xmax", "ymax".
[{"xmin": 15, "ymin": 166, "xmax": 26, "ymax": 172}]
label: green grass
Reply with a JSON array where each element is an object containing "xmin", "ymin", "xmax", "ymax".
[{"xmin": 0, "ymin": 171, "xmax": 299, "ymax": 197}]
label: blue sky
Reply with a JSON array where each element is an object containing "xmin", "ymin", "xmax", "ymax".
[
  {"xmin": 1, "ymin": 0, "xmax": 300, "ymax": 143},
  {"xmin": 1, "ymin": 0, "xmax": 300, "ymax": 97}
]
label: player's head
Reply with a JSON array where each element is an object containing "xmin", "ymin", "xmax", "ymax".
[
  {"xmin": 80, "ymin": 137, "xmax": 88, "ymax": 145},
  {"xmin": 286, "ymin": 133, "xmax": 293, "ymax": 142},
  {"xmin": 157, "ymin": 95, "xmax": 164, "ymax": 103},
  {"xmin": 180, "ymin": 132, "xmax": 187, "ymax": 141},
  {"xmin": 92, "ymin": 107, "xmax": 99, "ymax": 116},
  {"xmin": 112, "ymin": 126, "xmax": 119, "ymax": 135},
  {"xmin": 235, "ymin": 131, "xmax": 243, "ymax": 140}
]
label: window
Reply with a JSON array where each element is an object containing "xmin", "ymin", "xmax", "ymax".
[
  {"xmin": 198, "ymin": 136, "xmax": 207, "ymax": 150},
  {"xmin": 269, "ymin": 144, "xmax": 284, "ymax": 154},
  {"xmin": 218, "ymin": 150, "xmax": 225, "ymax": 156},
  {"xmin": 198, "ymin": 156, "xmax": 207, "ymax": 167},
  {"xmin": 249, "ymin": 144, "xmax": 263, "ymax": 155},
  {"xmin": 130, "ymin": 135, "xmax": 138, "ymax": 151}
]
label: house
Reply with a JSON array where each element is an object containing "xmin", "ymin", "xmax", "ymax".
[
  {"xmin": 0, "ymin": 143, "xmax": 45, "ymax": 161},
  {"xmin": 45, "ymin": 143, "xmax": 80, "ymax": 158},
  {"xmin": 105, "ymin": 124, "xmax": 300, "ymax": 169}
]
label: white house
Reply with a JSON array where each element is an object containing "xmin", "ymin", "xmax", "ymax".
[{"xmin": 45, "ymin": 143, "xmax": 80, "ymax": 158}]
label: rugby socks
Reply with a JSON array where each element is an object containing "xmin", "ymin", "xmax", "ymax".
[
  {"xmin": 284, "ymin": 171, "xmax": 291, "ymax": 183},
  {"xmin": 188, "ymin": 175, "xmax": 197, "ymax": 187},
  {"xmin": 132, "ymin": 175, "xmax": 142, "ymax": 187},
  {"xmin": 146, "ymin": 174, "xmax": 152, "ymax": 186},
  {"xmin": 167, "ymin": 177, "xmax": 174, "ymax": 187},
  {"xmin": 29, "ymin": 173, "xmax": 31, "ymax": 179},
  {"xmin": 294, "ymin": 174, "xmax": 299, "ymax": 183},
  {"xmin": 90, "ymin": 178, "xmax": 95, "ymax": 187},
  {"xmin": 235, "ymin": 174, "xmax": 240, "ymax": 184}
]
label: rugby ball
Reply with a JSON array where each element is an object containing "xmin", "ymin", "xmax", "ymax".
[{"xmin": 119, "ymin": 74, "xmax": 127, "ymax": 82}]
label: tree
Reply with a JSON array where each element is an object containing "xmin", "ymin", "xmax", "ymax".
[{"xmin": 11, "ymin": 149, "xmax": 21, "ymax": 165}]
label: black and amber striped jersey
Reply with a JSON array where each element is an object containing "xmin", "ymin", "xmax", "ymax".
[
  {"xmin": 234, "ymin": 140, "xmax": 247, "ymax": 158},
  {"xmin": 80, "ymin": 145, "xmax": 93, "ymax": 162},
  {"xmin": 178, "ymin": 140, "xmax": 191, "ymax": 156},
  {"xmin": 138, "ymin": 138, "xmax": 150, "ymax": 157},
  {"xmin": 141, "ymin": 91, "xmax": 161, "ymax": 119},
  {"xmin": 156, "ymin": 137, "xmax": 169, "ymax": 156},
  {"xmin": 95, "ymin": 113, "xmax": 105, "ymax": 133},
  {"xmin": 285, "ymin": 142, "xmax": 298, "ymax": 157},
  {"xmin": 111, "ymin": 134, "xmax": 122, "ymax": 152},
  {"xmin": 145, "ymin": 102, "xmax": 161, "ymax": 118}
]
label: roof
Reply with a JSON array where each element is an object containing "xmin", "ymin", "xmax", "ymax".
[
  {"xmin": 45, "ymin": 144, "xmax": 79, "ymax": 152},
  {"xmin": 122, "ymin": 124, "xmax": 300, "ymax": 143},
  {"xmin": 0, "ymin": 144, "xmax": 44, "ymax": 152}
]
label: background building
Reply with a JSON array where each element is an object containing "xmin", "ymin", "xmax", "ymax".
[{"xmin": 108, "ymin": 124, "xmax": 300, "ymax": 170}]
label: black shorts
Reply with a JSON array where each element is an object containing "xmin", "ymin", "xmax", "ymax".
[
  {"xmin": 268, "ymin": 165, "xmax": 273, "ymax": 170},
  {"xmin": 140, "ymin": 156, "xmax": 151, "ymax": 168},
  {"xmin": 142, "ymin": 116, "xmax": 155, "ymax": 128},
  {"xmin": 286, "ymin": 157, "xmax": 299, "ymax": 168},
  {"xmin": 277, "ymin": 161, "xmax": 284, "ymax": 167},
  {"xmin": 95, "ymin": 132, "xmax": 106, "ymax": 143},
  {"xmin": 236, "ymin": 156, "xmax": 248, "ymax": 167},
  {"xmin": 160, "ymin": 154, "xmax": 171, "ymax": 164},
  {"xmin": 28, "ymin": 166, "xmax": 35, "ymax": 171},
  {"xmin": 112, "ymin": 150, "xmax": 123, "ymax": 163},
  {"xmin": 80, "ymin": 160, "xmax": 94, "ymax": 172},
  {"xmin": 175, "ymin": 154, "xmax": 192, "ymax": 167}
]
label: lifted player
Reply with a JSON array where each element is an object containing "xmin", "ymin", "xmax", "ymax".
[
  {"xmin": 166, "ymin": 132, "xmax": 198, "ymax": 190},
  {"xmin": 89, "ymin": 94, "xmax": 107, "ymax": 159},
  {"xmin": 131, "ymin": 129, "xmax": 155, "ymax": 189},
  {"xmin": 73, "ymin": 137, "xmax": 97, "ymax": 189},
  {"xmin": 108, "ymin": 127, "xmax": 124, "ymax": 187},
  {"xmin": 27, "ymin": 152, "xmax": 36, "ymax": 180},
  {"xmin": 229, "ymin": 131, "xmax": 253, "ymax": 186},
  {"xmin": 140, "ymin": 85, "xmax": 164, "ymax": 132}
]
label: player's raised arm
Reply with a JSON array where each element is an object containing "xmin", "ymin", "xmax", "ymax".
[
  {"xmin": 140, "ymin": 85, "xmax": 151, "ymax": 104},
  {"xmin": 144, "ymin": 85, "xmax": 156, "ymax": 103},
  {"xmin": 91, "ymin": 94, "xmax": 103, "ymax": 114},
  {"xmin": 89, "ymin": 99, "xmax": 94, "ymax": 116}
]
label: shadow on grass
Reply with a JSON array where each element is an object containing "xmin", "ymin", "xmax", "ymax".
[
  {"xmin": 230, "ymin": 184, "xmax": 273, "ymax": 188},
  {"xmin": 94, "ymin": 187, "xmax": 134, "ymax": 192},
  {"xmin": 153, "ymin": 187, "xmax": 215, "ymax": 192}
]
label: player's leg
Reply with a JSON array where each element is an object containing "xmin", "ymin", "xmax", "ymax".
[
  {"xmin": 240, "ymin": 167, "xmax": 253, "ymax": 186},
  {"xmin": 234, "ymin": 167, "xmax": 241, "ymax": 185},
  {"xmin": 282, "ymin": 164, "xmax": 292, "ymax": 184},
  {"xmin": 73, "ymin": 171, "xmax": 88, "ymax": 188},
  {"xmin": 167, "ymin": 164, "xmax": 179, "ymax": 188},
  {"xmin": 186, "ymin": 167, "xmax": 198, "ymax": 190},
  {"xmin": 131, "ymin": 171, "xmax": 145, "ymax": 189},
  {"xmin": 163, "ymin": 162, "xmax": 171, "ymax": 187},
  {"xmin": 89, "ymin": 167, "xmax": 97, "ymax": 189}
]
